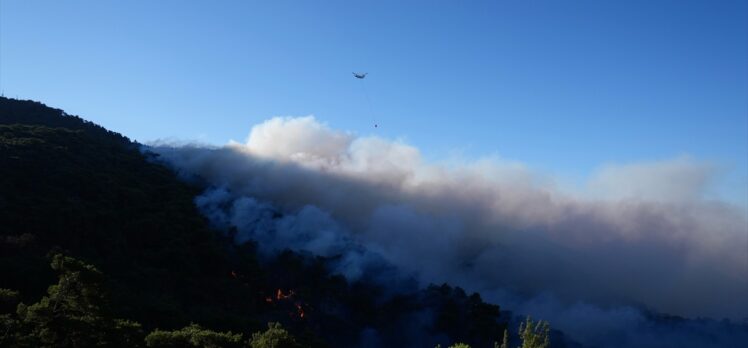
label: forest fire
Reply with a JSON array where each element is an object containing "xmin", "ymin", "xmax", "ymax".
[
  {"xmin": 263, "ymin": 289, "xmax": 307, "ymax": 320},
  {"xmin": 276, "ymin": 289, "xmax": 294, "ymax": 300},
  {"xmin": 264, "ymin": 289, "xmax": 295, "ymax": 303}
]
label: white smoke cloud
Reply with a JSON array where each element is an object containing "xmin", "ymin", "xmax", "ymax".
[
  {"xmin": 152, "ymin": 116, "xmax": 748, "ymax": 344},
  {"xmin": 587, "ymin": 157, "xmax": 717, "ymax": 202},
  {"xmin": 244, "ymin": 116, "xmax": 354, "ymax": 166}
]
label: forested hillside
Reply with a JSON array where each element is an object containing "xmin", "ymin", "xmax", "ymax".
[{"xmin": 0, "ymin": 97, "xmax": 531, "ymax": 347}]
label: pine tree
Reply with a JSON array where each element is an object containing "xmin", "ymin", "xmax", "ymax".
[
  {"xmin": 448, "ymin": 343, "xmax": 471, "ymax": 348},
  {"xmin": 145, "ymin": 323, "xmax": 244, "ymax": 347},
  {"xmin": 13, "ymin": 254, "xmax": 143, "ymax": 347},
  {"xmin": 518, "ymin": 316, "xmax": 549, "ymax": 348},
  {"xmin": 250, "ymin": 322, "xmax": 302, "ymax": 348}
]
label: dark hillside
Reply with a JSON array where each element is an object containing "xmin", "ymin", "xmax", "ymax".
[
  {"xmin": 0, "ymin": 97, "xmax": 512, "ymax": 347},
  {"xmin": 0, "ymin": 98, "xmax": 132, "ymax": 145},
  {"xmin": 0, "ymin": 97, "xmax": 261, "ymax": 331}
]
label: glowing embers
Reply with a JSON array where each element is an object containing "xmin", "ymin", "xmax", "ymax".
[
  {"xmin": 265, "ymin": 288, "xmax": 307, "ymax": 320},
  {"xmin": 276, "ymin": 289, "xmax": 294, "ymax": 300}
]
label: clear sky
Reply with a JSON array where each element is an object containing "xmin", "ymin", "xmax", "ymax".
[{"xmin": 1, "ymin": 0, "xmax": 746, "ymax": 202}]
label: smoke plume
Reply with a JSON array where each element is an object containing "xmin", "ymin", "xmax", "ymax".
[{"xmin": 152, "ymin": 116, "xmax": 748, "ymax": 346}]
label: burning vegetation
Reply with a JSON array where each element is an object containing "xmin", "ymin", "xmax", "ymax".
[{"xmin": 262, "ymin": 288, "xmax": 307, "ymax": 321}]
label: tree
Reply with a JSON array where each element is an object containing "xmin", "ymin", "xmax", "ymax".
[
  {"xmin": 518, "ymin": 316, "xmax": 549, "ymax": 348},
  {"xmin": 11, "ymin": 254, "xmax": 144, "ymax": 347},
  {"xmin": 249, "ymin": 322, "xmax": 301, "ymax": 348},
  {"xmin": 145, "ymin": 323, "xmax": 244, "ymax": 348},
  {"xmin": 0, "ymin": 288, "xmax": 20, "ymax": 313},
  {"xmin": 448, "ymin": 343, "xmax": 471, "ymax": 348},
  {"xmin": 495, "ymin": 328, "xmax": 509, "ymax": 348},
  {"xmin": 0, "ymin": 289, "xmax": 22, "ymax": 346}
]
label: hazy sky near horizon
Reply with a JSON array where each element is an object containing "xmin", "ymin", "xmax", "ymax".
[{"xmin": 1, "ymin": 0, "xmax": 746, "ymax": 203}]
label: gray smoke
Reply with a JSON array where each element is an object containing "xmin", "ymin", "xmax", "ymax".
[{"xmin": 151, "ymin": 116, "xmax": 748, "ymax": 346}]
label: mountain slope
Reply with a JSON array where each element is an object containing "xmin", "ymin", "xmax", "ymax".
[
  {"xmin": 0, "ymin": 97, "xmax": 513, "ymax": 347},
  {"xmin": 0, "ymin": 97, "xmax": 262, "ymax": 332}
]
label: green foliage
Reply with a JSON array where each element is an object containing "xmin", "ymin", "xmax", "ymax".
[
  {"xmin": 5, "ymin": 253, "xmax": 144, "ymax": 347},
  {"xmin": 518, "ymin": 316, "xmax": 550, "ymax": 348},
  {"xmin": 0, "ymin": 288, "xmax": 20, "ymax": 313},
  {"xmin": 250, "ymin": 322, "xmax": 302, "ymax": 348},
  {"xmin": 438, "ymin": 318, "xmax": 549, "ymax": 348},
  {"xmin": 145, "ymin": 323, "xmax": 244, "ymax": 348},
  {"xmin": 0, "ymin": 313, "xmax": 22, "ymax": 347}
]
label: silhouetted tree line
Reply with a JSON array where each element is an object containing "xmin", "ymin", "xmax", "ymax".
[{"xmin": 1, "ymin": 253, "xmax": 303, "ymax": 347}]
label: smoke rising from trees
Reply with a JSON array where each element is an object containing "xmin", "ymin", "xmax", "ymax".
[{"xmin": 152, "ymin": 116, "xmax": 748, "ymax": 346}]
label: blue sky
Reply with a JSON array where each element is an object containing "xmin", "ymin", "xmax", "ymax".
[{"xmin": 1, "ymin": 0, "xmax": 746, "ymax": 202}]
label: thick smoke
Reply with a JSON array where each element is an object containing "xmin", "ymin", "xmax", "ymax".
[{"xmin": 152, "ymin": 116, "xmax": 748, "ymax": 346}]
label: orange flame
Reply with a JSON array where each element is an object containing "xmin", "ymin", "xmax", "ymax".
[
  {"xmin": 296, "ymin": 304, "xmax": 305, "ymax": 319},
  {"xmin": 276, "ymin": 289, "xmax": 294, "ymax": 300}
]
